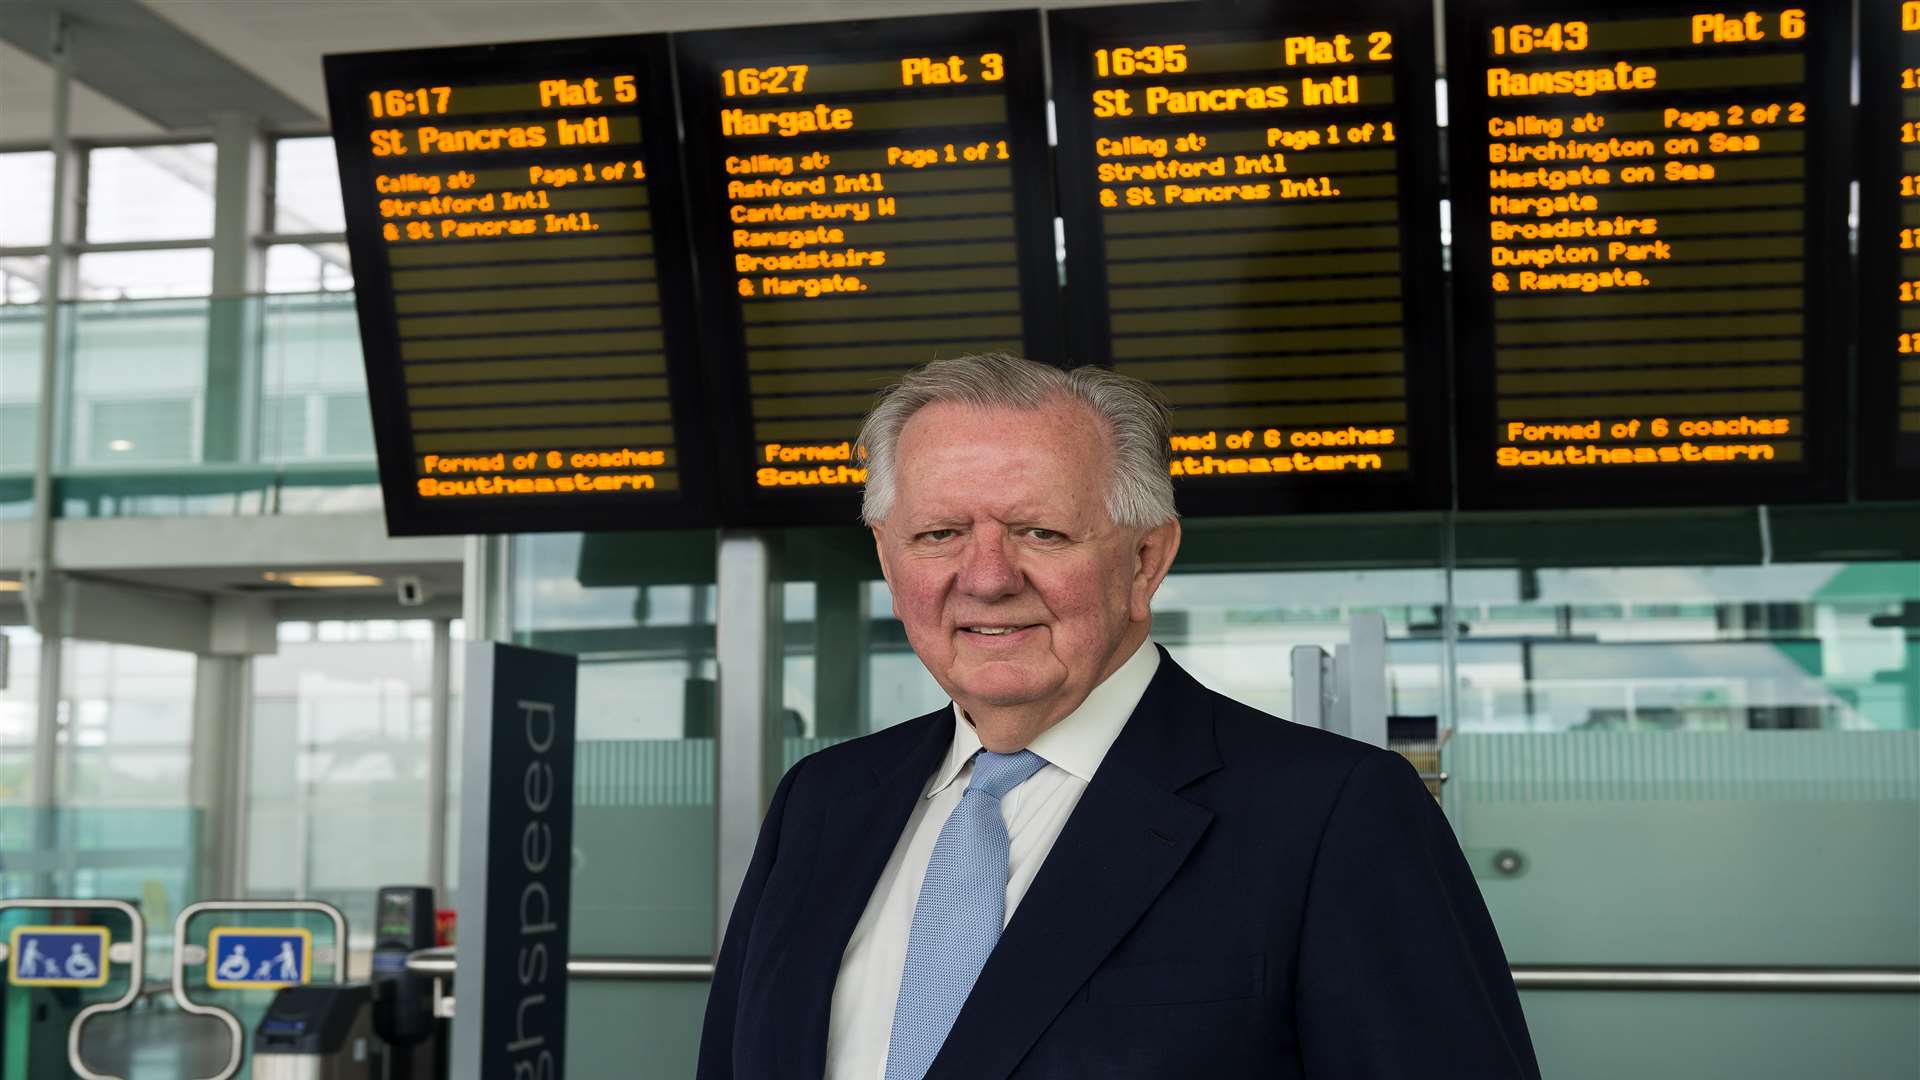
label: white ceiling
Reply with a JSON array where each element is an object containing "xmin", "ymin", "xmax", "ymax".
[
  {"xmin": 0, "ymin": 0, "xmax": 1134, "ymax": 144},
  {"xmin": 0, "ymin": 37, "xmax": 164, "ymax": 143}
]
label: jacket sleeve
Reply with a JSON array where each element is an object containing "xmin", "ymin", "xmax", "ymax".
[
  {"xmin": 1294, "ymin": 749, "xmax": 1541, "ymax": 1080},
  {"xmin": 696, "ymin": 756, "xmax": 806, "ymax": 1079}
]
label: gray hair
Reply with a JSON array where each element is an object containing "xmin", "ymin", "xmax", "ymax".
[{"xmin": 856, "ymin": 352, "xmax": 1176, "ymax": 528}]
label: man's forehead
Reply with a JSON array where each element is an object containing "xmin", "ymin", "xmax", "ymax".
[
  {"xmin": 896, "ymin": 397, "xmax": 1107, "ymax": 453},
  {"xmin": 889, "ymin": 398, "xmax": 1112, "ymax": 523}
]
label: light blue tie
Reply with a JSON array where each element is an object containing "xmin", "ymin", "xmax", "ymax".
[{"xmin": 883, "ymin": 748, "xmax": 1049, "ymax": 1080}]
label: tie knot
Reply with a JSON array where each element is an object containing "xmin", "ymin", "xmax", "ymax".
[{"xmin": 966, "ymin": 749, "xmax": 1047, "ymax": 800}]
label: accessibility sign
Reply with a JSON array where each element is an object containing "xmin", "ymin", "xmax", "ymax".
[
  {"xmin": 7, "ymin": 926, "xmax": 111, "ymax": 988},
  {"xmin": 206, "ymin": 927, "xmax": 312, "ymax": 991}
]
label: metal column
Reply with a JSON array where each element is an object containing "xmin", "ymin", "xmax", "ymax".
[
  {"xmin": 1343, "ymin": 611, "xmax": 1390, "ymax": 747},
  {"xmin": 713, "ymin": 531, "xmax": 783, "ymax": 950},
  {"xmin": 461, "ymin": 534, "xmax": 510, "ymax": 642},
  {"xmin": 188, "ymin": 655, "xmax": 250, "ymax": 898},
  {"xmin": 25, "ymin": 11, "xmax": 74, "ymax": 626},
  {"xmin": 1290, "ymin": 645, "xmax": 1333, "ymax": 730},
  {"xmin": 427, "ymin": 615, "xmax": 452, "ymax": 899},
  {"xmin": 813, "ymin": 573, "xmax": 869, "ymax": 738},
  {"xmin": 203, "ymin": 111, "xmax": 267, "ymax": 463},
  {"xmin": 26, "ymin": 13, "xmax": 78, "ymax": 899}
]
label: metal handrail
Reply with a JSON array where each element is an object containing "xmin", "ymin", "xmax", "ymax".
[
  {"xmin": 173, "ymin": 900, "xmax": 349, "ymax": 1080},
  {"xmin": 404, "ymin": 947, "xmax": 1917, "ymax": 993},
  {"xmin": 405, "ymin": 945, "xmax": 712, "ymax": 982},
  {"xmin": 0, "ymin": 898, "xmax": 145, "ymax": 1080},
  {"xmin": 1511, "ymin": 964, "xmax": 1920, "ymax": 993}
]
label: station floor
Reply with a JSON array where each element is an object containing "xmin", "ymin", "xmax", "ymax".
[{"xmin": 72, "ymin": 998, "xmax": 232, "ymax": 1078}]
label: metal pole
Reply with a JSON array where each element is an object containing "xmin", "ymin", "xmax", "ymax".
[
  {"xmin": 204, "ymin": 111, "xmax": 267, "ymax": 464},
  {"xmin": 27, "ymin": 14, "xmax": 75, "ymax": 894},
  {"xmin": 427, "ymin": 616, "xmax": 452, "ymax": 900},
  {"xmin": 188, "ymin": 656, "xmax": 249, "ymax": 899},
  {"xmin": 25, "ymin": 12, "xmax": 72, "ymax": 632},
  {"xmin": 713, "ymin": 530, "xmax": 782, "ymax": 952},
  {"xmin": 461, "ymin": 534, "xmax": 509, "ymax": 641},
  {"xmin": 1344, "ymin": 612, "xmax": 1390, "ymax": 748},
  {"xmin": 29, "ymin": 631, "xmax": 61, "ymax": 896}
]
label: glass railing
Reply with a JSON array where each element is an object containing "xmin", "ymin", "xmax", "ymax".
[
  {"xmin": 0, "ymin": 292, "xmax": 382, "ymax": 519},
  {"xmin": 0, "ymin": 805, "xmax": 203, "ymax": 965}
]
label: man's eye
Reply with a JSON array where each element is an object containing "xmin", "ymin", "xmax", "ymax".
[
  {"xmin": 917, "ymin": 529, "xmax": 958, "ymax": 542},
  {"xmin": 1026, "ymin": 528, "xmax": 1064, "ymax": 542}
]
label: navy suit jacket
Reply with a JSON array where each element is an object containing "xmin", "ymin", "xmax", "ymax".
[{"xmin": 698, "ymin": 650, "xmax": 1540, "ymax": 1078}]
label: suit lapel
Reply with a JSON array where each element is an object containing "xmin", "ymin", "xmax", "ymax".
[
  {"xmin": 782, "ymin": 711, "xmax": 952, "ymax": 1076},
  {"xmin": 928, "ymin": 651, "xmax": 1223, "ymax": 1080}
]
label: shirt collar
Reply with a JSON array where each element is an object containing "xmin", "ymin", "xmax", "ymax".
[{"xmin": 927, "ymin": 639, "xmax": 1161, "ymax": 799}]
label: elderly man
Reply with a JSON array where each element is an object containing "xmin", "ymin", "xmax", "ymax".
[{"xmin": 698, "ymin": 353, "xmax": 1538, "ymax": 1079}]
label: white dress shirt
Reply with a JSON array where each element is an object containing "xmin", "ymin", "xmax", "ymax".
[{"xmin": 824, "ymin": 640, "xmax": 1162, "ymax": 1079}]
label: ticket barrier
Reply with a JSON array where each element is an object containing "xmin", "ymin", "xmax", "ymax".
[
  {"xmin": 253, "ymin": 984, "xmax": 374, "ymax": 1080},
  {"xmin": 0, "ymin": 897, "xmax": 145, "ymax": 1080},
  {"xmin": 367, "ymin": 886, "xmax": 442, "ymax": 1080},
  {"xmin": 173, "ymin": 899, "xmax": 349, "ymax": 1080},
  {"xmin": 247, "ymin": 886, "xmax": 445, "ymax": 1080}
]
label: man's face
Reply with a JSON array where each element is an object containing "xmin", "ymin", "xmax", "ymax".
[{"xmin": 871, "ymin": 398, "xmax": 1179, "ymax": 742}]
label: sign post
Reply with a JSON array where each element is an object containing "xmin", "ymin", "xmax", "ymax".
[{"xmin": 450, "ymin": 642, "xmax": 578, "ymax": 1080}]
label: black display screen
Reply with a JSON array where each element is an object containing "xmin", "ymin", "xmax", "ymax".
[
  {"xmin": 324, "ymin": 35, "xmax": 713, "ymax": 535},
  {"xmin": 1859, "ymin": 0, "xmax": 1920, "ymax": 499},
  {"xmin": 1446, "ymin": 1, "xmax": 1848, "ymax": 509},
  {"xmin": 675, "ymin": 11, "xmax": 1063, "ymax": 525},
  {"xmin": 1051, "ymin": 0, "xmax": 1448, "ymax": 515}
]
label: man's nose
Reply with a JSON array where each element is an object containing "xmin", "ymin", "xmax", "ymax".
[{"xmin": 957, "ymin": 529, "xmax": 1022, "ymax": 599}]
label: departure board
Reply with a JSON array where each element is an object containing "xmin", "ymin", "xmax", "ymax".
[
  {"xmin": 676, "ymin": 12, "xmax": 1062, "ymax": 525},
  {"xmin": 1052, "ymin": 0, "xmax": 1447, "ymax": 515},
  {"xmin": 1859, "ymin": 0, "xmax": 1920, "ymax": 499},
  {"xmin": 1447, "ymin": 1, "xmax": 1847, "ymax": 509},
  {"xmin": 324, "ymin": 35, "xmax": 711, "ymax": 535}
]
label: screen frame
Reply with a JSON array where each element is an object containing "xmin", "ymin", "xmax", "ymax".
[
  {"xmin": 323, "ymin": 33, "xmax": 717, "ymax": 536},
  {"xmin": 1857, "ymin": 0, "xmax": 1920, "ymax": 501},
  {"xmin": 1048, "ymin": 0, "xmax": 1452, "ymax": 518},
  {"xmin": 1444, "ymin": 0, "xmax": 1851, "ymax": 511},
  {"xmin": 674, "ymin": 10, "xmax": 1065, "ymax": 529}
]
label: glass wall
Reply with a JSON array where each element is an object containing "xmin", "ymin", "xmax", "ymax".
[
  {"xmin": 0, "ymin": 626, "xmax": 39, "ymax": 806},
  {"xmin": 258, "ymin": 292, "xmax": 372, "ymax": 464},
  {"xmin": 70, "ymin": 142, "xmax": 216, "ymax": 301},
  {"xmin": 67, "ymin": 299, "xmax": 210, "ymax": 468},
  {"xmin": 0, "ymin": 151, "xmax": 54, "ymax": 248},
  {"xmin": 1, "ymin": 133, "xmax": 378, "ymax": 520},
  {"xmin": 57, "ymin": 641, "xmax": 196, "ymax": 807},
  {"xmin": 267, "ymin": 135, "xmax": 353, "ymax": 294},
  {"xmin": 84, "ymin": 145, "xmax": 216, "ymax": 244},
  {"xmin": 0, "ymin": 641, "xmax": 203, "ymax": 918},
  {"xmin": 510, "ymin": 529, "xmax": 718, "ymax": 1079},
  {"xmin": 245, "ymin": 619, "xmax": 444, "ymax": 936},
  {"xmin": 514, "ymin": 508, "xmax": 1919, "ymax": 1079},
  {"xmin": 0, "ymin": 294, "xmax": 44, "ymax": 482}
]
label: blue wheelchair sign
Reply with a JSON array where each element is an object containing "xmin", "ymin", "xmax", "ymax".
[
  {"xmin": 7, "ymin": 926, "xmax": 111, "ymax": 988},
  {"xmin": 207, "ymin": 927, "xmax": 312, "ymax": 991}
]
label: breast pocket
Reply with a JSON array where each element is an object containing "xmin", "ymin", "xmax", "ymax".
[{"xmin": 1083, "ymin": 953, "xmax": 1265, "ymax": 1007}]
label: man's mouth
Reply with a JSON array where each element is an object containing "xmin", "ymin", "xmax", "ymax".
[{"xmin": 962, "ymin": 625, "xmax": 1033, "ymax": 636}]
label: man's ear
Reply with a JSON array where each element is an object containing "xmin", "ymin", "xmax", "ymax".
[{"xmin": 1129, "ymin": 518, "xmax": 1181, "ymax": 622}]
